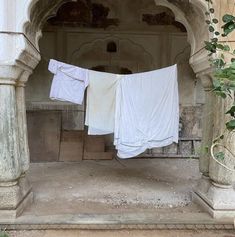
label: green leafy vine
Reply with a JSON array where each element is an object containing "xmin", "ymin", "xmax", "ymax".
[{"xmin": 204, "ymin": 0, "xmax": 235, "ymax": 166}]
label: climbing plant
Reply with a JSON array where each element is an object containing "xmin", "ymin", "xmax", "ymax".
[
  {"xmin": 204, "ymin": 0, "xmax": 235, "ymax": 163},
  {"xmin": 0, "ymin": 231, "xmax": 9, "ymax": 237}
]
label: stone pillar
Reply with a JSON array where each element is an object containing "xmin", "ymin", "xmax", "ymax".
[
  {"xmin": 197, "ymin": 74, "xmax": 214, "ymax": 177},
  {"xmin": 16, "ymin": 71, "xmax": 32, "ymax": 174},
  {"xmin": 0, "ymin": 67, "xmax": 33, "ymax": 219},
  {"xmin": 193, "ymin": 73, "xmax": 235, "ymax": 219},
  {"xmin": 0, "ymin": 79, "xmax": 21, "ymax": 183}
]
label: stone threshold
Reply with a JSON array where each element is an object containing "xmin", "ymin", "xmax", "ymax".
[{"xmin": 0, "ymin": 212, "xmax": 234, "ymax": 231}]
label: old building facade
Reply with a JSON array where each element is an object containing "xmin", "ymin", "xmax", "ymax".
[{"xmin": 0, "ymin": 0, "xmax": 234, "ymax": 221}]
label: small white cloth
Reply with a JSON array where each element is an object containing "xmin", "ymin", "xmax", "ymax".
[
  {"xmin": 49, "ymin": 59, "xmax": 89, "ymax": 105},
  {"xmin": 85, "ymin": 70, "xmax": 121, "ymax": 135},
  {"xmin": 114, "ymin": 64, "xmax": 179, "ymax": 159}
]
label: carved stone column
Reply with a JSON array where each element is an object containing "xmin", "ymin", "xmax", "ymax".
[
  {"xmin": 206, "ymin": 94, "xmax": 235, "ymax": 218},
  {"xmin": 0, "ymin": 67, "xmax": 33, "ymax": 219},
  {"xmin": 0, "ymin": 78, "xmax": 21, "ymax": 183},
  {"xmin": 0, "ymin": 30, "xmax": 40, "ymax": 218},
  {"xmin": 193, "ymin": 72, "xmax": 235, "ymax": 218},
  {"xmin": 16, "ymin": 71, "xmax": 32, "ymax": 175},
  {"xmin": 198, "ymin": 74, "xmax": 214, "ymax": 177}
]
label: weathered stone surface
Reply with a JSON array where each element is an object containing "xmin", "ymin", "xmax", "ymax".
[
  {"xmin": 84, "ymin": 152, "xmax": 113, "ymax": 160},
  {"xmin": 27, "ymin": 111, "xmax": 61, "ymax": 162},
  {"xmin": 16, "ymin": 75, "xmax": 31, "ymax": 174},
  {"xmin": 180, "ymin": 106, "xmax": 203, "ymax": 138},
  {"xmin": 0, "ymin": 84, "xmax": 21, "ymax": 182},
  {"xmin": 85, "ymin": 135, "xmax": 105, "ymax": 152},
  {"xmin": 7, "ymin": 229, "xmax": 235, "ymax": 237},
  {"xmin": 164, "ymin": 143, "xmax": 178, "ymax": 154},
  {"xmin": 193, "ymin": 177, "xmax": 235, "ymax": 218},
  {"xmin": 59, "ymin": 131, "xmax": 84, "ymax": 161},
  {"xmin": 62, "ymin": 110, "xmax": 84, "ymax": 131},
  {"xmin": 152, "ymin": 148, "xmax": 163, "ymax": 154},
  {"xmin": 179, "ymin": 141, "xmax": 192, "ymax": 156},
  {"xmin": 193, "ymin": 140, "xmax": 202, "ymax": 156},
  {"xmin": 0, "ymin": 176, "xmax": 32, "ymax": 216}
]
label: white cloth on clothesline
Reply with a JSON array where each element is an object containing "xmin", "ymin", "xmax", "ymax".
[
  {"xmin": 48, "ymin": 59, "xmax": 89, "ymax": 105},
  {"xmin": 85, "ymin": 70, "xmax": 121, "ymax": 135},
  {"xmin": 114, "ymin": 64, "xmax": 179, "ymax": 159}
]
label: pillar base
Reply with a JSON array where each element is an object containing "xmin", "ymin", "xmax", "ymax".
[
  {"xmin": 193, "ymin": 176, "xmax": 235, "ymax": 219},
  {"xmin": 0, "ymin": 175, "xmax": 33, "ymax": 219}
]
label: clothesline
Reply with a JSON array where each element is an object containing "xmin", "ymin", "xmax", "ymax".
[{"xmin": 0, "ymin": 31, "xmax": 206, "ymax": 65}]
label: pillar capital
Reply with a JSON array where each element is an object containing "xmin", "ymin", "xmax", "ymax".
[
  {"xmin": 196, "ymin": 73, "xmax": 214, "ymax": 91},
  {"xmin": 0, "ymin": 32, "xmax": 40, "ymax": 76},
  {"xmin": 190, "ymin": 49, "xmax": 211, "ymax": 74}
]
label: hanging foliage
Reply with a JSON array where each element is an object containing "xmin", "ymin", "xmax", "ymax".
[{"xmin": 204, "ymin": 0, "xmax": 235, "ymax": 133}]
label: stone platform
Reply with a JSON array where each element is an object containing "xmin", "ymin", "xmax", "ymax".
[{"xmin": 0, "ymin": 159, "xmax": 234, "ymax": 233}]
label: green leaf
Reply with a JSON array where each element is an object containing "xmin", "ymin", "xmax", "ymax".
[
  {"xmin": 214, "ymin": 152, "xmax": 225, "ymax": 161},
  {"xmin": 209, "ymin": 25, "xmax": 215, "ymax": 32},
  {"xmin": 215, "ymin": 91, "xmax": 227, "ymax": 98},
  {"xmin": 222, "ymin": 14, "xmax": 235, "ymax": 23},
  {"xmin": 204, "ymin": 41, "xmax": 216, "ymax": 53},
  {"xmin": 212, "ymin": 59, "xmax": 226, "ymax": 67},
  {"xmin": 209, "ymin": 8, "xmax": 215, "ymax": 13},
  {"xmin": 226, "ymin": 105, "xmax": 235, "ymax": 117},
  {"xmin": 226, "ymin": 119, "xmax": 235, "ymax": 131},
  {"xmin": 216, "ymin": 44, "xmax": 224, "ymax": 50},
  {"xmin": 231, "ymin": 62, "xmax": 235, "ymax": 69},
  {"xmin": 222, "ymin": 22, "xmax": 235, "ymax": 36},
  {"xmin": 219, "ymin": 134, "xmax": 224, "ymax": 140},
  {"xmin": 0, "ymin": 232, "xmax": 9, "ymax": 237},
  {"xmin": 213, "ymin": 79, "xmax": 221, "ymax": 88},
  {"xmin": 211, "ymin": 37, "xmax": 218, "ymax": 43},
  {"xmin": 223, "ymin": 45, "xmax": 230, "ymax": 51},
  {"xmin": 231, "ymin": 58, "xmax": 235, "ymax": 63}
]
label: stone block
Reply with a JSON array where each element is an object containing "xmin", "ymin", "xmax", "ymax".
[
  {"xmin": 62, "ymin": 111, "xmax": 84, "ymax": 131},
  {"xmin": 83, "ymin": 152, "xmax": 114, "ymax": 160},
  {"xmin": 0, "ymin": 176, "xmax": 33, "ymax": 219},
  {"xmin": 152, "ymin": 147, "xmax": 163, "ymax": 155},
  {"xmin": 180, "ymin": 106, "xmax": 203, "ymax": 138},
  {"xmin": 164, "ymin": 143, "xmax": 178, "ymax": 154},
  {"xmin": 193, "ymin": 177, "xmax": 235, "ymax": 219},
  {"xmin": 59, "ymin": 142, "xmax": 83, "ymax": 162},
  {"xmin": 193, "ymin": 140, "xmax": 202, "ymax": 156},
  {"xmin": 61, "ymin": 130, "xmax": 84, "ymax": 142},
  {"xmin": 180, "ymin": 141, "xmax": 192, "ymax": 156},
  {"xmin": 85, "ymin": 135, "xmax": 105, "ymax": 152},
  {"xmin": 27, "ymin": 111, "xmax": 61, "ymax": 162}
]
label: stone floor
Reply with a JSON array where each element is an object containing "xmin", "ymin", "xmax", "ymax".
[
  {"xmin": 1, "ymin": 159, "xmax": 235, "ymax": 235},
  {"xmin": 26, "ymin": 159, "xmax": 201, "ymax": 215}
]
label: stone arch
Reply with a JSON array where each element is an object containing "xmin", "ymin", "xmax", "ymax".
[
  {"xmin": 21, "ymin": 0, "xmax": 209, "ymax": 57},
  {"xmin": 70, "ymin": 36, "xmax": 155, "ymax": 71}
]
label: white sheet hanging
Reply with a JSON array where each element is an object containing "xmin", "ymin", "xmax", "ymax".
[
  {"xmin": 114, "ymin": 64, "xmax": 179, "ymax": 159},
  {"xmin": 49, "ymin": 59, "xmax": 89, "ymax": 105},
  {"xmin": 85, "ymin": 70, "xmax": 121, "ymax": 135}
]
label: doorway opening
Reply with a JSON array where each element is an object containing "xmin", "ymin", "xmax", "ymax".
[{"xmin": 25, "ymin": 0, "xmax": 205, "ymax": 163}]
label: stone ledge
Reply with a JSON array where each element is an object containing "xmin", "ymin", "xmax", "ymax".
[
  {"xmin": 0, "ymin": 222, "xmax": 234, "ymax": 231},
  {"xmin": 0, "ymin": 211, "xmax": 234, "ymax": 230},
  {"xmin": 0, "ymin": 191, "xmax": 33, "ymax": 219}
]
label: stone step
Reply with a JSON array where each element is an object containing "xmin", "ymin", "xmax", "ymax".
[{"xmin": 6, "ymin": 229, "xmax": 235, "ymax": 237}]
